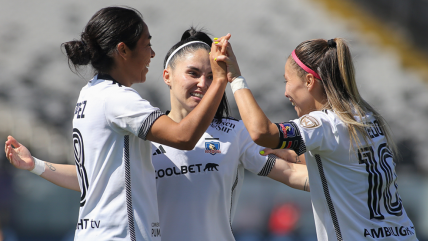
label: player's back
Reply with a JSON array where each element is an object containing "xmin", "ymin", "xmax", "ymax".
[
  {"xmin": 72, "ymin": 75, "xmax": 161, "ymax": 240},
  {"xmin": 300, "ymin": 110, "xmax": 417, "ymax": 241}
]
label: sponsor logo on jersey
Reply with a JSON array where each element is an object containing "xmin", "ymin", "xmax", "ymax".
[
  {"xmin": 203, "ymin": 163, "xmax": 219, "ymax": 171},
  {"xmin": 205, "ymin": 138, "xmax": 221, "ymax": 155},
  {"xmin": 279, "ymin": 123, "xmax": 296, "ymax": 138},
  {"xmin": 299, "ymin": 115, "xmax": 320, "ymax": 128},
  {"xmin": 210, "ymin": 119, "xmax": 236, "ymax": 133},
  {"xmin": 76, "ymin": 219, "xmax": 101, "ymax": 230},
  {"xmin": 151, "ymin": 222, "xmax": 161, "ymax": 237},
  {"xmin": 153, "ymin": 145, "xmax": 166, "ymax": 155},
  {"xmin": 363, "ymin": 226, "xmax": 415, "ymax": 238},
  {"xmin": 155, "ymin": 162, "xmax": 220, "ymax": 179}
]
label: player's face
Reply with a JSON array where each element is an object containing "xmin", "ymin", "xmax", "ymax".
[
  {"xmin": 128, "ymin": 23, "xmax": 155, "ymax": 85},
  {"xmin": 169, "ymin": 49, "xmax": 213, "ymax": 113},
  {"xmin": 284, "ymin": 59, "xmax": 316, "ymax": 117}
]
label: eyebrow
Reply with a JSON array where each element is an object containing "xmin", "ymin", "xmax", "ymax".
[
  {"xmin": 187, "ymin": 66, "xmax": 200, "ymax": 71},
  {"xmin": 187, "ymin": 66, "xmax": 212, "ymax": 74}
]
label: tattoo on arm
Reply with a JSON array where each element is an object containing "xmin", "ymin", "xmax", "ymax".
[
  {"xmin": 45, "ymin": 162, "xmax": 56, "ymax": 171},
  {"xmin": 303, "ymin": 177, "xmax": 309, "ymax": 192},
  {"xmin": 295, "ymin": 155, "xmax": 301, "ymax": 163}
]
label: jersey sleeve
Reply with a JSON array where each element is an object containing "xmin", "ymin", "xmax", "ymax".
[
  {"xmin": 275, "ymin": 112, "xmax": 338, "ymax": 154},
  {"xmin": 104, "ymin": 87, "xmax": 164, "ymax": 140},
  {"xmin": 237, "ymin": 123, "xmax": 276, "ymax": 176}
]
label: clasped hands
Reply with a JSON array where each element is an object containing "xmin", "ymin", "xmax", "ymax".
[{"xmin": 209, "ymin": 34, "xmax": 242, "ymax": 83}]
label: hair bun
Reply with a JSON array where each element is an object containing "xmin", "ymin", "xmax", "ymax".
[
  {"xmin": 181, "ymin": 27, "xmax": 212, "ymax": 46},
  {"xmin": 63, "ymin": 40, "xmax": 91, "ymax": 66}
]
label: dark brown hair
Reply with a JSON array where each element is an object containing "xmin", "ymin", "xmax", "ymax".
[{"xmin": 62, "ymin": 6, "xmax": 145, "ymax": 74}]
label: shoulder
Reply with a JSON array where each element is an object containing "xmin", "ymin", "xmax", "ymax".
[
  {"xmin": 95, "ymin": 82, "xmax": 149, "ymax": 106},
  {"xmin": 296, "ymin": 110, "xmax": 339, "ymax": 130}
]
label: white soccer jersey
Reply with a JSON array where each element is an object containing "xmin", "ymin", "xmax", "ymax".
[
  {"xmin": 275, "ymin": 110, "xmax": 417, "ymax": 241},
  {"xmin": 72, "ymin": 74, "xmax": 163, "ymax": 241},
  {"xmin": 152, "ymin": 117, "xmax": 275, "ymax": 241}
]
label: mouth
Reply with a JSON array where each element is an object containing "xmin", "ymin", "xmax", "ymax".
[
  {"xmin": 190, "ymin": 92, "xmax": 204, "ymax": 99},
  {"xmin": 289, "ymin": 98, "xmax": 295, "ymax": 106}
]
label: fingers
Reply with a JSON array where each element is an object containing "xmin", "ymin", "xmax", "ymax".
[
  {"xmin": 7, "ymin": 135, "xmax": 20, "ymax": 148},
  {"xmin": 214, "ymin": 55, "xmax": 231, "ymax": 63},
  {"xmin": 214, "ymin": 33, "xmax": 231, "ymax": 43},
  {"xmin": 259, "ymin": 148, "xmax": 274, "ymax": 156},
  {"xmin": 213, "ymin": 34, "xmax": 231, "ymax": 55}
]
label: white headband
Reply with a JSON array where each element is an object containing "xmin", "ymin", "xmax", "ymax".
[{"xmin": 164, "ymin": 41, "xmax": 210, "ymax": 69}]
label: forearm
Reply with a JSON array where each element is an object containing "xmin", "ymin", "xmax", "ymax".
[
  {"xmin": 147, "ymin": 78, "xmax": 227, "ymax": 150},
  {"xmin": 39, "ymin": 161, "xmax": 80, "ymax": 192},
  {"xmin": 268, "ymin": 158, "xmax": 310, "ymax": 192},
  {"xmin": 288, "ymin": 164, "xmax": 310, "ymax": 192},
  {"xmin": 234, "ymin": 87, "xmax": 279, "ymax": 148},
  {"xmin": 177, "ymin": 78, "xmax": 228, "ymax": 146}
]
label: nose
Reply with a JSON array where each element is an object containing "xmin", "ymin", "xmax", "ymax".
[
  {"xmin": 151, "ymin": 48, "xmax": 155, "ymax": 58},
  {"xmin": 197, "ymin": 75, "xmax": 211, "ymax": 90},
  {"xmin": 284, "ymin": 88, "xmax": 289, "ymax": 98}
]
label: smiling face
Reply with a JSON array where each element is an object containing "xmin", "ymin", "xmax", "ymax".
[
  {"xmin": 128, "ymin": 23, "xmax": 155, "ymax": 85},
  {"xmin": 284, "ymin": 58, "xmax": 317, "ymax": 117},
  {"xmin": 165, "ymin": 48, "xmax": 212, "ymax": 116}
]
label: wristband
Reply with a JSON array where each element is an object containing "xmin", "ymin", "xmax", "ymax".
[
  {"xmin": 30, "ymin": 157, "xmax": 45, "ymax": 175},
  {"xmin": 230, "ymin": 76, "xmax": 249, "ymax": 94}
]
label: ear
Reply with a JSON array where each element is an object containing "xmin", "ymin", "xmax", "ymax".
[
  {"xmin": 163, "ymin": 69, "xmax": 172, "ymax": 88},
  {"xmin": 305, "ymin": 73, "xmax": 316, "ymax": 91},
  {"xmin": 116, "ymin": 42, "xmax": 129, "ymax": 60}
]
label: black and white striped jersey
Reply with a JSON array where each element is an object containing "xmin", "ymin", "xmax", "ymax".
[
  {"xmin": 275, "ymin": 110, "xmax": 417, "ymax": 241},
  {"xmin": 152, "ymin": 118, "xmax": 275, "ymax": 241},
  {"xmin": 73, "ymin": 75, "xmax": 163, "ymax": 241}
]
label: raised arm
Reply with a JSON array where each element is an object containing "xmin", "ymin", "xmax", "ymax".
[
  {"xmin": 263, "ymin": 148, "xmax": 309, "ymax": 192},
  {"xmin": 146, "ymin": 35, "xmax": 230, "ymax": 150},
  {"xmin": 5, "ymin": 136, "xmax": 80, "ymax": 191},
  {"xmin": 211, "ymin": 37, "xmax": 279, "ymax": 148}
]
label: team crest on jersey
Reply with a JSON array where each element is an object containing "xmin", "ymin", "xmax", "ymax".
[
  {"xmin": 299, "ymin": 115, "xmax": 321, "ymax": 128},
  {"xmin": 279, "ymin": 123, "xmax": 296, "ymax": 138},
  {"xmin": 205, "ymin": 138, "xmax": 221, "ymax": 155}
]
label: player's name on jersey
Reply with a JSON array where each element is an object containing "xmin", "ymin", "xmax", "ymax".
[
  {"xmin": 364, "ymin": 120, "xmax": 385, "ymax": 139},
  {"xmin": 363, "ymin": 225, "xmax": 415, "ymax": 239},
  {"xmin": 155, "ymin": 163, "xmax": 219, "ymax": 179},
  {"xmin": 74, "ymin": 100, "xmax": 88, "ymax": 119}
]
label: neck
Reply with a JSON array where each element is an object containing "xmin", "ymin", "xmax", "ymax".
[
  {"xmin": 109, "ymin": 67, "xmax": 132, "ymax": 87},
  {"xmin": 167, "ymin": 108, "xmax": 190, "ymax": 123},
  {"xmin": 314, "ymin": 93, "xmax": 328, "ymax": 111},
  {"xmin": 167, "ymin": 91, "xmax": 191, "ymax": 122}
]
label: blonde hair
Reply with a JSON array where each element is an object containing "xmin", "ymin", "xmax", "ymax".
[{"xmin": 291, "ymin": 38, "xmax": 398, "ymax": 158}]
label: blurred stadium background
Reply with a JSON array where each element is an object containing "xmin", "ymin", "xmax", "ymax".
[{"xmin": 1, "ymin": 0, "xmax": 427, "ymax": 240}]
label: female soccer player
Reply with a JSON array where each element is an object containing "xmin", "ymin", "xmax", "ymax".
[
  {"xmin": 211, "ymin": 37, "xmax": 418, "ymax": 240},
  {"xmin": 6, "ymin": 6, "xmax": 229, "ymax": 241},
  {"xmin": 153, "ymin": 27, "xmax": 308, "ymax": 241},
  {"xmin": 6, "ymin": 28, "xmax": 309, "ymax": 241}
]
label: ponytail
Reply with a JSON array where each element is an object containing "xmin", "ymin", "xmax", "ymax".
[{"xmin": 292, "ymin": 38, "xmax": 399, "ymax": 158}]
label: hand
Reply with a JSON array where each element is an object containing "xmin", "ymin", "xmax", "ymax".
[
  {"xmin": 260, "ymin": 148, "xmax": 305, "ymax": 165},
  {"xmin": 5, "ymin": 135, "xmax": 35, "ymax": 171},
  {"xmin": 210, "ymin": 34, "xmax": 231, "ymax": 82},
  {"xmin": 213, "ymin": 35, "xmax": 241, "ymax": 83}
]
